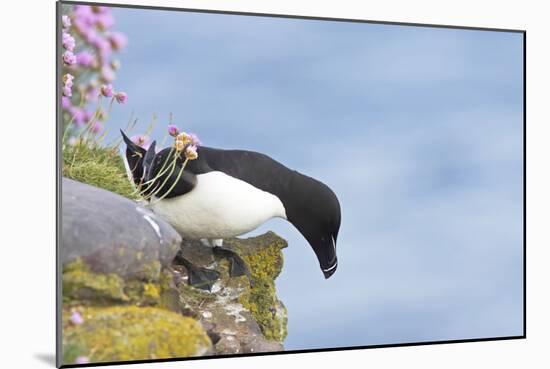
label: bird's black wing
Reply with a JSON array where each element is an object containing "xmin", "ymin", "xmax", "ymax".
[{"xmin": 198, "ymin": 147, "xmax": 296, "ymax": 200}]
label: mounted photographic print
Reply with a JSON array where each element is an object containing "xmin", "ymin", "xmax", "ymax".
[{"xmin": 56, "ymin": 1, "xmax": 525, "ymax": 367}]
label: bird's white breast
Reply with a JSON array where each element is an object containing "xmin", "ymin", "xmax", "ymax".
[{"xmin": 150, "ymin": 171, "xmax": 287, "ymax": 239}]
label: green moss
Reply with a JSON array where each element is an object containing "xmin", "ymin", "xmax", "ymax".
[
  {"xmin": 62, "ymin": 306, "xmax": 211, "ymax": 365},
  {"xmin": 63, "ymin": 140, "xmax": 136, "ymax": 199},
  {"xmin": 63, "ymin": 259, "xmax": 128, "ymax": 303},
  {"xmin": 236, "ymin": 240, "xmax": 288, "ymax": 341}
]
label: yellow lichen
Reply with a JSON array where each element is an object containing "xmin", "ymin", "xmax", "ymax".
[
  {"xmin": 237, "ymin": 242, "xmax": 288, "ymax": 341},
  {"xmin": 62, "ymin": 306, "xmax": 212, "ymax": 365},
  {"xmin": 123, "ymin": 280, "xmax": 159, "ymax": 306},
  {"xmin": 137, "ymin": 259, "xmax": 161, "ymax": 282},
  {"xmin": 63, "ymin": 259, "xmax": 174, "ymax": 307},
  {"xmin": 63, "ymin": 259, "xmax": 128, "ymax": 303},
  {"xmin": 143, "ymin": 283, "xmax": 160, "ymax": 299}
]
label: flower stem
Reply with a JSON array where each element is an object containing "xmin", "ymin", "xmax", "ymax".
[
  {"xmin": 132, "ymin": 147, "xmax": 176, "ymax": 197},
  {"xmin": 140, "ymin": 156, "xmax": 177, "ymax": 201},
  {"xmin": 148, "ymin": 158, "xmax": 189, "ymax": 206}
]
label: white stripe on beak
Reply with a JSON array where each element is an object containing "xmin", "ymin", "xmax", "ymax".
[{"xmin": 323, "ymin": 260, "xmax": 338, "ymax": 272}]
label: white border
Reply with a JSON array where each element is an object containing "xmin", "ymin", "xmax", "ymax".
[{"xmin": 2, "ymin": 0, "xmax": 546, "ymax": 368}]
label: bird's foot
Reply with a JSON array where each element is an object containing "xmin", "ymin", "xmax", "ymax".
[
  {"xmin": 187, "ymin": 265, "xmax": 221, "ymax": 291},
  {"xmin": 175, "ymin": 253, "xmax": 220, "ymax": 291},
  {"xmin": 213, "ymin": 246, "xmax": 254, "ymax": 287}
]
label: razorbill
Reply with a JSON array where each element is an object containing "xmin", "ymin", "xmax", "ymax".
[{"xmin": 121, "ymin": 130, "xmax": 341, "ymax": 284}]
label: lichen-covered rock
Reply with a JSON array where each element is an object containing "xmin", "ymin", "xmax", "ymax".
[
  {"xmin": 60, "ymin": 178, "xmax": 289, "ymax": 361},
  {"xmin": 63, "ymin": 258, "xmax": 128, "ymax": 303},
  {"xmin": 62, "ymin": 257, "xmax": 179, "ymax": 310},
  {"xmin": 173, "ymin": 232, "xmax": 288, "ymax": 354},
  {"xmin": 62, "ymin": 178, "xmax": 181, "ymax": 280},
  {"xmin": 229, "ymin": 233, "xmax": 289, "ymax": 341},
  {"xmin": 62, "ymin": 306, "xmax": 212, "ymax": 365}
]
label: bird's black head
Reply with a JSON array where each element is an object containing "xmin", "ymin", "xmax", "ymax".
[
  {"xmin": 120, "ymin": 129, "xmax": 156, "ymax": 187},
  {"xmin": 121, "ymin": 130, "xmax": 198, "ymax": 199},
  {"xmin": 285, "ymin": 174, "xmax": 341, "ymax": 279}
]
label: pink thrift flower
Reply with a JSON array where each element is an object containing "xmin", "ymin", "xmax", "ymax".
[
  {"xmin": 68, "ymin": 106, "xmax": 85, "ymax": 126},
  {"xmin": 100, "ymin": 84, "xmax": 114, "ymax": 98},
  {"xmin": 91, "ymin": 121, "xmax": 102, "ymax": 133},
  {"xmin": 174, "ymin": 139, "xmax": 185, "ymax": 152},
  {"xmin": 115, "ymin": 91, "xmax": 127, "ymax": 104},
  {"xmin": 75, "ymin": 356, "xmax": 89, "ymax": 364},
  {"xmin": 83, "ymin": 109, "xmax": 94, "ymax": 122},
  {"xmin": 74, "ymin": 5, "xmax": 95, "ymax": 26},
  {"xmin": 63, "ymin": 73, "xmax": 74, "ymax": 88},
  {"xmin": 62, "ymin": 32, "xmax": 75, "ymax": 51},
  {"xmin": 70, "ymin": 311, "xmax": 84, "ymax": 325},
  {"xmin": 188, "ymin": 133, "xmax": 202, "ymax": 146},
  {"xmin": 82, "ymin": 29, "xmax": 99, "ymax": 44},
  {"xmin": 131, "ymin": 134, "xmax": 150, "ymax": 149},
  {"xmin": 76, "ymin": 51, "xmax": 94, "ymax": 67},
  {"xmin": 73, "ymin": 18, "xmax": 90, "ymax": 36},
  {"xmin": 185, "ymin": 145, "xmax": 198, "ymax": 160},
  {"xmin": 63, "ymin": 50, "xmax": 76, "ymax": 65},
  {"xmin": 73, "ymin": 7, "xmax": 95, "ymax": 39},
  {"xmin": 61, "ymin": 96, "xmax": 71, "ymax": 110},
  {"xmin": 108, "ymin": 32, "xmax": 128, "ymax": 50},
  {"xmin": 62, "ymin": 86, "xmax": 72, "ymax": 97},
  {"xmin": 92, "ymin": 6, "xmax": 110, "ymax": 14},
  {"xmin": 96, "ymin": 13, "xmax": 115, "ymax": 30},
  {"xmin": 167, "ymin": 124, "xmax": 179, "ymax": 137},
  {"xmin": 61, "ymin": 15, "xmax": 71, "ymax": 29},
  {"xmin": 92, "ymin": 37, "xmax": 111, "ymax": 52}
]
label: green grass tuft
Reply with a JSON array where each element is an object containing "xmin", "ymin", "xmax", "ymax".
[{"xmin": 62, "ymin": 140, "xmax": 137, "ymax": 199}]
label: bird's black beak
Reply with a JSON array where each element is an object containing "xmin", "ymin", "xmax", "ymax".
[
  {"xmin": 120, "ymin": 129, "xmax": 147, "ymax": 186},
  {"xmin": 295, "ymin": 227, "xmax": 339, "ymax": 280},
  {"xmin": 143, "ymin": 140, "xmax": 157, "ymax": 181},
  {"xmin": 120, "ymin": 129, "xmax": 140, "ymax": 151},
  {"xmin": 322, "ymin": 258, "xmax": 338, "ymax": 279},
  {"xmin": 317, "ymin": 235, "xmax": 338, "ymax": 279}
]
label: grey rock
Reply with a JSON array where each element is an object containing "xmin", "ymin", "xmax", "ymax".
[{"xmin": 61, "ymin": 178, "xmax": 181, "ymax": 281}]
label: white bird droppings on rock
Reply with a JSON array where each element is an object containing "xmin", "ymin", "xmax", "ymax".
[
  {"xmin": 136, "ymin": 206, "xmax": 164, "ymax": 243},
  {"xmin": 224, "ymin": 303, "xmax": 247, "ymax": 323}
]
